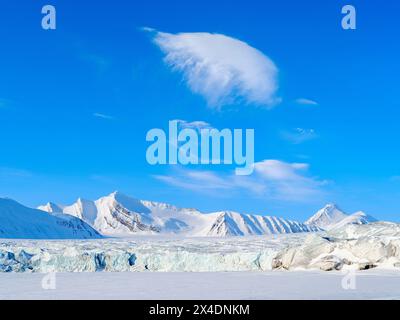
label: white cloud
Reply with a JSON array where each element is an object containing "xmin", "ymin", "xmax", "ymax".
[
  {"xmin": 174, "ymin": 119, "xmax": 213, "ymax": 130},
  {"xmin": 155, "ymin": 159, "xmax": 327, "ymax": 202},
  {"xmin": 295, "ymin": 98, "xmax": 319, "ymax": 106},
  {"xmin": 253, "ymin": 160, "xmax": 327, "ymax": 200},
  {"xmin": 156, "ymin": 170, "xmax": 233, "ymax": 191},
  {"xmin": 254, "ymin": 160, "xmax": 308, "ymax": 180},
  {"xmin": 154, "ymin": 169, "xmax": 265, "ymax": 197},
  {"xmin": 281, "ymin": 128, "xmax": 317, "ymax": 144},
  {"xmin": 149, "ymin": 29, "xmax": 280, "ymax": 109},
  {"xmin": 93, "ymin": 113, "xmax": 115, "ymax": 120}
]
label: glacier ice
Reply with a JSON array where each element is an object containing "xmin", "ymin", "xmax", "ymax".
[
  {"xmin": 0, "ymin": 236, "xmax": 291, "ymax": 273},
  {"xmin": 1, "ymin": 222, "xmax": 400, "ymax": 273},
  {"xmin": 273, "ymin": 222, "xmax": 400, "ymax": 271}
]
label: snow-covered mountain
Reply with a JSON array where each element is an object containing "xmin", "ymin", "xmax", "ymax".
[
  {"xmin": 0, "ymin": 191, "xmax": 380, "ymax": 239},
  {"xmin": 0, "ymin": 198, "xmax": 102, "ymax": 239},
  {"xmin": 207, "ymin": 211, "xmax": 320, "ymax": 236},
  {"xmin": 63, "ymin": 198, "xmax": 98, "ymax": 226},
  {"xmin": 305, "ymin": 204, "xmax": 348, "ymax": 229},
  {"xmin": 305, "ymin": 204, "xmax": 376, "ymax": 230},
  {"xmin": 37, "ymin": 202, "xmax": 64, "ymax": 214},
  {"xmin": 329, "ymin": 211, "xmax": 377, "ymax": 230},
  {"xmin": 38, "ymin": 191, "xmax": 320, "ymax": 237}
]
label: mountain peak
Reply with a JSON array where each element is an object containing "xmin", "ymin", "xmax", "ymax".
[
  {"xmin": 76, "ymin": 197, "xmax": 93, "ymax": 205},
  {"xmin": 1, "ymin": 198, "xmax": 101, "ymax": 239},
  {"xmin": 99, "ymin": 191, "xmax": 151, "ymax": 215},
  {"xmin": 34, "ymin": 193, "xmax": 376, "ymax": 237},
  {"xmin": 305, "ymin": 203, "xmax": 347, "ymax": 230},
  {"xmin": 37, "ymin": 202, "xmax": 64, "ymax": 214},
  {"xmin": 109, "ymin": 190, "xmax": 127, "ymax": 197},
  {"xmin": 351, "ymin": 211, "xmax": 377, "ymax": 223},
  {"xmin": 322, "ymin": 203, "xmax": 340, "ymax": 211},
  {"xmin": 107, "ymin": 191, "xmax": 137, "ymax": 202},
  {"xmin": 329, "ymin": 210, "xmax": 377, "ymax": 230}
]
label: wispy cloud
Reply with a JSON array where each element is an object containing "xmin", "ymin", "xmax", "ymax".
[
  {"xmin": 295, "ymin": 98, "xmax": 319, "ymax": 106},
  {"xmin": 93, "ymin": 113, "xmax": 115, "ymax": 120},
  {"xmin": 174, "ymin": 119, "xmax": 213, "ymax": 130},
  {"xmin": 155, "ymin": 159, "xmax": 328, "ymax": 202},
  {"xmin": 90, "ymin": 174, "xmax": 116, "ymax": 184},
  {"xmin": 0, "ymin": 167, "xmax": 33, "ymax": 178},
  {"xmin": 254, "ymin": 160, "xmax": 328, "ymax": 200},
  {"xmin": 154, "ymin": 169, "xmax": 265, "ymax": 197},
  {"xmin": 281, "ymin": 128, "xmax": 317, "ymax": 144},
  {"xmin": 167, "ymin": 120, "xmax": 215, "ymax": 164},
  {"xmin": 81, "ymin": 53, "xmax": 110, "ymax": 73},
  {"xmin": 0, "ymin": 98, "xmax": 13, "ymax": 109},
  {"xmin": 147, "ymin": 29, "xmax": 280, "ymax": 109}
]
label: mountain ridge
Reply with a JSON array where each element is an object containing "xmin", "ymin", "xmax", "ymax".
[
  {"xmin": 305, "ymin": 204, "xmax": 377, "ymax": 230},
  {"xmin": 0, "ymin": 198, "xmax": 102, "ymax": 239},
  {"xmin": 0, "ymin": 191, "xmax": 379, "ymax": 239},
  {"xmin": 37, "ymin": 191, "xmax": 321, "ymax": 237}
]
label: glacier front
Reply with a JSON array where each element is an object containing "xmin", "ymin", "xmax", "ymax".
[{"xmin": 1, "ymin": 222, "xmax": 400, "ymax": 273}]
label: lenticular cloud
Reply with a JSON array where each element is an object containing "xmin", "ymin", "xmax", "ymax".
[{"xmin": 152, "ymin": 30, "xmax": 280, "ymax": 108}]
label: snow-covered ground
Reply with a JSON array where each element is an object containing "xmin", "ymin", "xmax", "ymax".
[{"xmin": 1, "ymin": 271, "xmax": 400, "ymax": 300}]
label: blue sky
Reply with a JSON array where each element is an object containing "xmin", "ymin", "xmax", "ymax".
[{"xmin": 0, "ymin": 0, "xmax": 399, "ymax": 221}]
